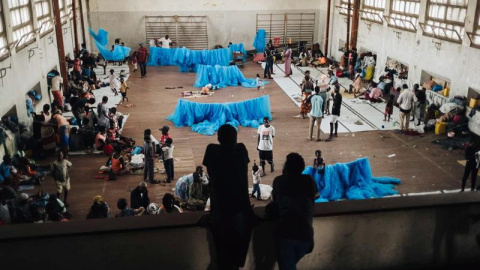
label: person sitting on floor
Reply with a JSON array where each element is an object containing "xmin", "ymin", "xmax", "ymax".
[
  {"xmin": 0, "ymin": 155, "xmax": 20, "ymax": 190},
  {"xmin": 145, "ymin": 203, "xmax": 160, "ymax": 215},
  {"xmin": 355, "ymin": 81, "xmax": 383, "ymax": 102},
  {"xmin": 45, "ymin": 194, "xmax": 71, "ymax": 221},
  {"xmin": 159, "ymin": 193, "xmax": 183, "ymax": 214},
  {"xmin": 109, "ymin": 107, "xmax": 125, "ymax": 130},
  {"xmin": 106, "ymin": 146, "xmax": 131, "ymax": 175},
  {"xmin": 69, "ymin": 127, "xmax": 85, "ymax": 152},
  {"xmin": 95, "ymin": 127, "xmax": 108, "ymax": 151},
  {"xmin": 86, "ymin": 195, "xmax": 110, "ymax": 219},
  {"xmin": 185, "ymin": 172, "xmax": 208, "ymax": 210},
  {"xmin": 11, "ymin": 193, "xmax": 43, "ymax": 224},
  {"xmin": 107, "ymin": 119, "xmax": 135, "ymax": 148},
  {"xmin": 115, "ymin": 198, "xmax": 143, "ymax": 217},
  {"xmin": 130, "ymin": 182, "xmax": 150, "ymax": 210},
  {"xmin": 80, "ymin": 117, "xmax": 96, "ymax": 150},
  {"xmin": 349, "ymin": 73, "xmax": 363, "ymax": 95}
]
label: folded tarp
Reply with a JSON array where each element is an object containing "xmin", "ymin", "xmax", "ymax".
[
  {"xmin": 89, "ymin": 28, "xmax": 131, "ymax": 61},
  {"xmin": 194, "ymin": 64, "xmax": 269, "ymax": 89},
  {"xmin": 147, "ymin": 47, "xmax": 231, "ymax": 72},
  {"xmin": 253, "ymin": 29, "xmax": 266, "ymax": 53},
  {"xmin": 167, "ymin": 95, "xmax": 272, "ymax": 135},
  {"xmin": 229, "ymin": 43, "xmax": 247, "ymax": 62},
  {"xmin": 303, "ymin": 157, "xmax": 401, "ymax": 202}
]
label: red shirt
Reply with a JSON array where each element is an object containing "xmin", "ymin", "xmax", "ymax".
[
  {"xmin": 161, "ymin": 134, "xmax": 171, "ymax": 145},
  {"xmin": 137, "ymin": 47, "xmax": 148, "ymax": 63}
]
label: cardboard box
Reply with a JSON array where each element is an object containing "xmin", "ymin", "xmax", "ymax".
[{"xmin": 469, "ymin": 98, "xmax": 480, "ymax": 108}]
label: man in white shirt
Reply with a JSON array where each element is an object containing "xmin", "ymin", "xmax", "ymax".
[
  {"xmin": 397, "ymin": 84, "xmax": 418, "ymax": 133},
  {"xmin": 158, "ymin": 35, "xmax": 173, "ymax": 49},
  {"xmin": 257, "ymin": 117, "xmax": 275, "ymax": 176}
]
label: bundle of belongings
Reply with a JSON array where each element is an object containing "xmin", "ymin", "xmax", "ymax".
[
  {"xmin": 429, "ymin": 96, "xmax": 472, "ymax": 150},
  {"xmin": 468, "ymin": 105, "xmax": 480, "ymax": 136}
]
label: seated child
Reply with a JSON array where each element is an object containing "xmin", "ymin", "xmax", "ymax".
[{"xmin": 313, "ymin": 150, "xmax": 325, "ymax": 174}]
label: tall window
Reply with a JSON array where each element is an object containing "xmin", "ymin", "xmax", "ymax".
[
  {"xmin": 8, "ymin": 0, "xmax": 35, "ymax": 48},
  {"xmin": 424, "ymin": 0, "xmax": 468, "ymax": 43},
  {"xmin": 339, "ymin": 0, "xmax": 354, "ymax": 17},
  {"xmin": 470, "ymin": 2, "xmax": 480, "ymax": 47},
  {"xmin": 35, "ymin": 0, "xmax": 52, "ymax": 35},
  {"xmin": 387, "ymin": 0, "xmax": 420, "ymax": 31},
  {"xmin": 66, "ymin": 0, "xmax": 72, "ymax": 20},
  {"xmin": 0, "ymin": 2, "xmax": 9, "ymax": 58},
  {"xmin": 361, "ymin": 0, "xmax": 386, "ymax": 23},
  {"xmin": 59, "ymin": 0, "xmax": 67, "ymax": 24}
]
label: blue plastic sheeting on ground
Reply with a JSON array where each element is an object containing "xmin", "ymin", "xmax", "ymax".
[
  {"xmin": 303, "ymin": 157, "xmax": 401, "ymax": 202},
  {"xmin": 167, "ymin": 95, "xmax": 272, "ymax": 135},
  {"xmin": 193, "ymin": 65, "xmax": 269, "ymax": 89},
  {"xmin": 253, "ymin": 29, "xmax": 266, "ymax": 53},
  {"xmin": 229, "ymin": 43, "xmax": 247, "ymax": 62},
  {"xmin": 89, "ymin": 28, "xmax": 131, "ymax": 61},
  {"xmin": 147, "ymin": 47, "xmax": 232, "ymax": 72}
]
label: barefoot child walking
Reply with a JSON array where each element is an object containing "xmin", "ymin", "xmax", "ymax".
[
  {"xmin": 384, "ymin": 94, "xmax": 394, "ymax": 122},
  {"xmin": 120, "ymin": 78, "xmax": 129, "ymax": 104}
]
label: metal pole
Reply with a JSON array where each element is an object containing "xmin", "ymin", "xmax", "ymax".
[{"xmin": 52, "ymin": 0, "xmax": 69, "ymax": 100}]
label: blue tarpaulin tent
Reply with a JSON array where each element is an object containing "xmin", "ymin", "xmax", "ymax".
[
  {"xmin": 167, "ymin": 95, "xmax": 272, "ymax": 135},
  {"xmin": 147, "ymin": 47, "xmax": 231, "ymax": 72},
  {"xmin": 194, "ymin": 64, "xmax": 269, "ymax": 89},
  {"xmin": 89, "ymin": 28, "xmax": 131, "ymax": 61},
  {"xmin": 303, "ymin": 157, "xmax": 401, "ymax": 203}
]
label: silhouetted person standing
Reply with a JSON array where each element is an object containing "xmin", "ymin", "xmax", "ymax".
[
  {"xmin": 272, "ymin": 153, "xmax": 319, "ymax": 270},
  {"xmin": 461, "ymin": 136, "xmax": 480, "ymax": 192},
  {"xmin": 203, "ymin": 124, "xmax": 254, "ymax": 269}
]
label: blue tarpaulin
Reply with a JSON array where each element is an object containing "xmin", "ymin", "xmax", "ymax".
[
  {"xmin": 147, "ymin": 47, "xmax": 232, "ymax": 72},
  {"xmin": 194, "ymin": 64, "xmax": 269, "ymax": 89},
  {"xmin": 302, "ymin": 157, "xmax": 401, "ymax": 203},
  {"xmin": 89, "ymin": 28, "xmax": 131, "ymax": 61},
  {"xmin": 167, "ymin": 95, "xmax": 272, "ymax": 135},
  {"xmin": 229, "ymin": 43, "xmax": 247, "ymax": 62},
  {"xmin": 89, "ymin": 28, "xmax": 108, "ymax": 47},
  {"xmin": 253, "ymin": 29, "xmax": 266, "ymax": 53}
]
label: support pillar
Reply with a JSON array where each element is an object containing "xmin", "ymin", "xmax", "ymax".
[
  {"xmin": 78, "ymin": 0, "xmax": 86, "ymax": 45},
  {"xmin": 52, "ymin": 0, "xmax": 69, "ymax": 101},
  {"xmin": 350, "ymin": 0, "xmax": 361, "ymax": 50},
  {"xmin": 346, "ymin": 0, "xmax": 351, "ymax": 51},
  {"xmin": 324, "ymin": 0, "xmax": 331, "ymax": 56},
  {"xmin": 72, "ymin": 0, "xmax": 79, "ymax": 55}
]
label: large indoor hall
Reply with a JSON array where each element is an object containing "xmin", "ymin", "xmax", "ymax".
[{"xmin": 1, "ymin": 0, "xmax": 480, "ymax": 269}]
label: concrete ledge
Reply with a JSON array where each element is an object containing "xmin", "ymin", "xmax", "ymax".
[{"xmin": 1, "ymin": 192, "xmax": 480, "ymax": 241}]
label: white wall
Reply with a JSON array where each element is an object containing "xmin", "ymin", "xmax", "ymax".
[
  {"xmin": 87, "ymin": 0, "xmax": 323, "ymax": 51},
  {"xmin": 0, "ymin": 0, "xmax": 89, "ymax": 122},
  {"xmin": 327, "ymin": 0, "xmax": 480, "ymax": 98},
  {"xmin": 0, "ymin": 0, "xmax": 90, "ymax": 159}
]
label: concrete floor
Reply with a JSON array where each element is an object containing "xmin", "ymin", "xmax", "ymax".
[{"xmin": 37, "ymin": 61, "xmax": 466, "ymax": 220}]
